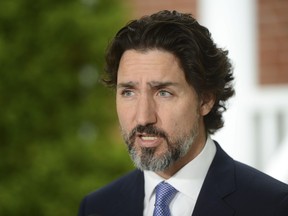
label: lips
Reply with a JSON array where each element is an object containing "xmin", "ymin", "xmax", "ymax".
[
  {"xmin": 136, "ymin": 133, "xmax": 162, "ymax": 148},
  {"xmin": 140, "ymin": 136, "xmax": 157, "ymax": 141}
]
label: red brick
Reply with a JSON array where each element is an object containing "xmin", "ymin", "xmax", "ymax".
[
  {"xmin": 128, "ymin": 0, "xmax": 197, "ymax": 18},
  {"xmin": 258, "ymin": 0, "xmax": 288, "ymax": 84}
]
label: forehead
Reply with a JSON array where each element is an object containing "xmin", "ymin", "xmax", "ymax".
[{"xmin": 117, "ymin": 49, "xmax": 187, "ymax": 84}]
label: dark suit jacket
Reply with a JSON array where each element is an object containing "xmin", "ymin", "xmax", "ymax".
[{"xmin": 78, "ymin": 142, "xmax": 288, "ymax": 216}]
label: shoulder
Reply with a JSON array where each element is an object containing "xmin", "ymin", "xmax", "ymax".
[
  {"xmin": 78, "ymin": 169, "xmax": 144, "ymax": 216},
  {"xmin": 86, "ymin": 169, "xmax": 143, "ymax": 202},
  {"xmin": 234, "ymin": 160, "xmax": 288, "ymax": 193},
  {"xmin": 213, "ymin": 140, "xmax": 288, "ymax": 192},
  {"xmin": 232, "ymin": 160, "xmax": 288, "ymax": 215},
  {"xmin": 211, "ymin": 141, "xmax": 288, "ymax": 215},
  {"xmin": 224, "ymin": 150, "xmax": 288, "ymax": 214}
]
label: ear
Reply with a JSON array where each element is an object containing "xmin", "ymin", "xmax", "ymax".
[{"xmin": 200, "ymin": 94, "xmax": 215, "ymax": 116}]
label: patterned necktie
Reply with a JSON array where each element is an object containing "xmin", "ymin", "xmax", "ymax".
[{"xmin": 153, "ymin": 182, "xmax": 178, "ymax": 216}]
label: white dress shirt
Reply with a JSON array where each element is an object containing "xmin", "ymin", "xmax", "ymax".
[{"xmin": 143, "ymin": 137, "xmax": 216, "ymax": 216}]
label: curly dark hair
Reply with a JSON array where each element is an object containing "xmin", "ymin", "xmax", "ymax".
[{"xmin": 104, "ymin": 10, "xmax": 235, "ymax": 134}]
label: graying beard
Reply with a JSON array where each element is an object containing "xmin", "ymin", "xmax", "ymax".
[
  {"xmin": 122, "ymin": 116, "xmax": 199, "ymax": 172},
  {"xmin": 128, "ymin": 133, "xmax": 196, "ymax": 172}
]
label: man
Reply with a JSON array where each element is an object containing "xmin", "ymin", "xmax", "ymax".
[{"xmin": 78, "ymin": 10, "xmax": 288, "ymax": 216}]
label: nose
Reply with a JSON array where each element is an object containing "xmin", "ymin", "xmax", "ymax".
[{"xmin": 135, "ymin": 94, "xmax": 157, "ymax": 126}]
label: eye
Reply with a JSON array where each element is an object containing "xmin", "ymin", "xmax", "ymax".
[
  {"xmin": 158, "ymin": 90, "xmax": 172, "ymax": 97},
  {"xmin": 121, "ymin": 89, "xmax": 135, "ymax": 97}
]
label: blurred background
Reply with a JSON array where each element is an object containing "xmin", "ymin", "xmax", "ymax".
[{"xmin": 0, "ymin": 0, "xmax": 287, "ymax": 215}]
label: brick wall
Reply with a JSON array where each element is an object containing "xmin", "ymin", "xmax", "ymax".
[
  {"xmin": 258, "ymin": 0, "xmax": 288, "ymax": 84},
  {"xmin": 128, "ymin": 0, "xmax": 197, "ymax": 18}
]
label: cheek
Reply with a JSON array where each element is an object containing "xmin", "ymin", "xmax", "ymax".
[
  {"xmin": 162, "ymin": 104, "xmax": 198, "ymax": 134},
  {"xmin": 172, "ymin": 115, "xmax": 193, "ymax": 132},
  {"xmin": 116, "ymin": 104, "xmax": 126, "ymax": 126},
  {"xmin": 116, "ymin": 103, "xmax": 134, "ymax": 131}
]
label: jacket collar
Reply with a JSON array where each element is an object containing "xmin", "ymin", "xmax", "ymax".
[{"xmin": 192, "ymin": 142, "xmax": 236, "ymax": 216}]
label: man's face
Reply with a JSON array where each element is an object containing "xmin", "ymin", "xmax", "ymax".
[{"xmin": 116, "ymin": 49, "xmax": 209, "ymax": 175}]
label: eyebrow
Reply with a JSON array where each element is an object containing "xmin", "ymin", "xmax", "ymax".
[
  {"xmin": 116, "ymin": 81, "xmax": 136, "ymax": 89},
  {"xmin": 116, "ymin": 81, "xmax": 180, "ymax": 89},
  {"xmin": 148, "ymin": 81, "xmax": 180, "ymax": 89}
]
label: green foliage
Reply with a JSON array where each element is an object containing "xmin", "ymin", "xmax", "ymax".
[{"xmin": 0, "ymin": 0, "xmax": 133, "ymax": 215}]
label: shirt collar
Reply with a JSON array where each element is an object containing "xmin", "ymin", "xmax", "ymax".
[{"xmin": 144, "ymin": 136, "xmax": 216, "ymax": 202}]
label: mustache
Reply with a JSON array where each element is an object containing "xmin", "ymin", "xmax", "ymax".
[{"xmin": 128, "ymin": 124, "xmax": 168, "ymax": 143}]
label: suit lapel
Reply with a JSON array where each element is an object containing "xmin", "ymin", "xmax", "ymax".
[{"xmin": 192, "ymin": 142, "xmax": 236, "ymax": 216}]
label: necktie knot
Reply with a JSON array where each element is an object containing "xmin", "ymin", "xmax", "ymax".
[{"xmin": 153, "ymin": 182, "xmax": 178, "ymax": 216}]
